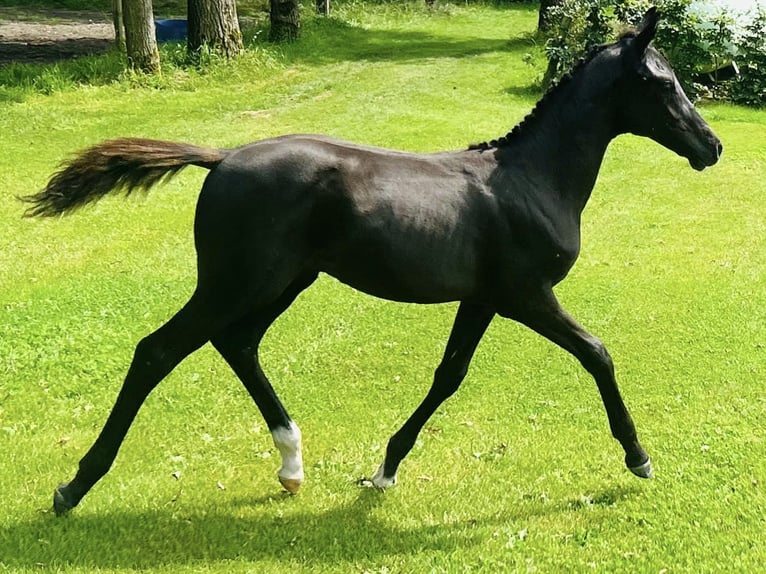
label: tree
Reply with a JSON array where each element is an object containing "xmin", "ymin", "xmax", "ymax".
[
  {"xmin": 113, "ymin": 0, "xmax": 126, "ymax": 51},
  {"xmin": 538, "ymin": 0, "xmax": 565, "ymax": 33},
  {"xmin": 269, "ymin": 0, "xmax": 301, "ymax": 42},
  {"xmin": 123, "ymin": 0, "xmax": 160, "ymax": 73},
  {"xmin": 187, "ymin": 0, "xmax": 243, "ymax": 58},
  {"xmin": 316, "ymin": 0, "xmax": 329, "ymax": 16}
]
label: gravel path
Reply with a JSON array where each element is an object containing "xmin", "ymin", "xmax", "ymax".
[{"xmin": 0, "ymin": 10, "xmax": 115, "ymax": 66}]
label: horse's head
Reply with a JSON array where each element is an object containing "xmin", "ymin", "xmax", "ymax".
[{"xmin": 615, "ymin": 8, "xmax": 722, "ymax": 170}]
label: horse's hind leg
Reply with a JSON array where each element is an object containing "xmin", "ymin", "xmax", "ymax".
[
  {"xmin": 53, "ymin": 289, "xmax": 244, "ymax": 515},
  {"xmin": 211, "ymin": 271, "xmax": 318, "ymax": 494},
  {"xmin": 369, "ymin": 302, "xmax": 495, "ymax": 488}
]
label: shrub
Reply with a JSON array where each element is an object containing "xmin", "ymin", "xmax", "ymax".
[
  {"xmin": 616, "ymin": 0, "xmax": 736, "ymax": 98},
  {"xmin": 728, "ymin": 7, "xmax": 766, "ymax": 106},
  {"xmin": 542, "ymin": 0, "xmax": 766, "ymax": 106},
  {"xmin": 541, "ymin": 0, "xmax": 612, "ymax": 88}
]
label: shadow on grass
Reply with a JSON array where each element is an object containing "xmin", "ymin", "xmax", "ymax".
[
  {"xmin": 504, "ymin": 83, "xmax": 543, "ymax": 99},
  {"xmin": 561, "ymin": 484, "xmax": 642, "ymax": 510},
  {"xmin": 277, "ymin": 17, "xmax": 537, "ymax": 65},
  {"xmin": 1, "ymin": 483, "xmax": 644, "ymax": 569},
  {"xmin": 0, "ymin": 488, "xmax": 482, "ymax": 569}
]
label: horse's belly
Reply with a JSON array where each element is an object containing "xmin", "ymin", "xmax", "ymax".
[
  {"xmin": 312, "ymin": 195, "xmax": 487, "ymax": 304},
  {"xmin": 321, "ymin": 256, "xmax": 478, "ymax": 304}
]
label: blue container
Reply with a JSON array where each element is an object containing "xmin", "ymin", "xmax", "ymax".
[{"xmin": 155, "ymin": 19, "xmax": 188, "ymax": 43}]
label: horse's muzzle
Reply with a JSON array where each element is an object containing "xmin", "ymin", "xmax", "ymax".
[{"xmin": 689, "ymin": 137, "xmax": 723, "ymax": 171}]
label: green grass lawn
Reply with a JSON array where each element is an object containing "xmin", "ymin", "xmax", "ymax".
[{"xmin": 1, "ymin": 2, "xmax": 765, "ymax": 572}]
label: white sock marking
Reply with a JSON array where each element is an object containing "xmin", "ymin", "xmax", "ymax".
[
  {"xmin": 371, "ymin": 462, "xmax": 397, "ymax": 488},
  {"xmin": 272, "ymin": 421, "xmax": 304, "ymax": 482}
]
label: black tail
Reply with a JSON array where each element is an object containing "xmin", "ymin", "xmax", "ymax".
[{"xmin": 21, "ymin": 138, "xmax": 228, "ymax": 217}]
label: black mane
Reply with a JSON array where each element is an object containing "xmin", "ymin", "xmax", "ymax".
[{"xmin": 469, "ymin": 37, "xmax": 630, "ymax": 151}]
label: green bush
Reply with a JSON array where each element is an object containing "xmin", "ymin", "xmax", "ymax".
[
  {"xmin": 541, "ymin": 0, "xmax": 612, "ymax": 87},
  {"xmin": 728, "ymin": 7, "xmax": 766, "ymax": 106},
  {"xmin": 542, "ymin": 0, "xmax": 766, "ymax": 106},
  {"xmin": 615, "ymin": 0, "xmax": 736, "ymax": 98}
]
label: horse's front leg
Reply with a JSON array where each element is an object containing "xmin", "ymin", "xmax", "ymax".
[
  {"xmin": 368, "ymin": 302, "xmax": 495, "ymax": 488},
  {"xmin": 501, "ymin": 287, "xmax": 652, "ymax": 478}
]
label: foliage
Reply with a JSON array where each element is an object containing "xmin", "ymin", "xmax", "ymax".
[
  {"xmin": 540, "ymin": 0, "xmax": 612, "ymax": 87},
  {"xmin": 615, "ymin": 0, "xmax": 737, "ymax": 98},
  {"xmin": 728, "ymin": 7, "xmax": 766, "ymax": 106},
  {"xmin": 542, "ymin": 0, "xmax": 766, "ymax": 105},
  {"xmin": 0, "ymin": 52, "xmax": 126, "ymax": 102}
]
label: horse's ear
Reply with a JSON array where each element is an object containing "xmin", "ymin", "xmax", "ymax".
[{"xmin": 634, "ymin": 7, "xmax": 659, "ymax": 54}]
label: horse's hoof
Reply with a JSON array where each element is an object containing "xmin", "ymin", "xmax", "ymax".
[
  {"xmin": 371, "ymin": 475, "xmax": 396, "ymax": 488},
  {"xmin": 279, "ymin": 476, "xmax": 302, "ymax": 494},
  {"xmin": 53, "ymin": 483, "xmax": 74, "ymax": 516},
  {"xmin": 368, "ymin": 464, "xmax": 397, "ymax": 489},
  {"xmin": 358, "ymin": 476, "xmax": 396, "ymax": 489},
  {"xmin": 628, "ymin": 458, "xmax": 654, "ymax": 479}
]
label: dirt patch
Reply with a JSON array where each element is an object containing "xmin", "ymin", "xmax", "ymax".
[{"xmin": 0, "ymin": 9, "xmax": 115, "ymax": 66}]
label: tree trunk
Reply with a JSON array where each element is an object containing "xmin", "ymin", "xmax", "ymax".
[
  {"xmin": 538, "ymin": 0, "xmax": 565, "ymax": 34},
  {"xmin": 269, "ymin": 0, "xmax": 300, "ymax": 42},
  {"xmin": 113, "ymin": 0, "xmax": 126, "ymax": 51},
  {"xmin": 316, "ymin": 0, "xmax": 329, "ymax": 16},
  {"xmin": 187, "ymin": 0, "xmax": 243, "ymax": 58},
  {"xmin": 123, "ymin": 0, "xmax": 160, "ymax": 73}
]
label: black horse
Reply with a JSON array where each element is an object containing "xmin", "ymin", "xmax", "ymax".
[{"xmin": 24, "ymin": 8, "xmax": 721, "ymax": 515}]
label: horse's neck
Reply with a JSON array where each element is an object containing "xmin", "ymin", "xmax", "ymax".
[{"xmin": 510, "ymin": 78, "xmax": 618, "ymax": 214}]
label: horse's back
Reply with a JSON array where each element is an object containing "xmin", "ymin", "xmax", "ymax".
[{"xmin": 194, "ymin": 135, "xmax": 500, "ymax": 304}]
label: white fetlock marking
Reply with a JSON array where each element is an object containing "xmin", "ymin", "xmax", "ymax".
[
  {"xmin": 370, "ymin": 462, "xmax": 397, "ymax": 488},
  {"xmin": 272, "ymin": 421, "xmax": 304, "ymax": 484},
  {"xmin": 629, "ymin": 458, "xmax": 654, "ymax": 479}
]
